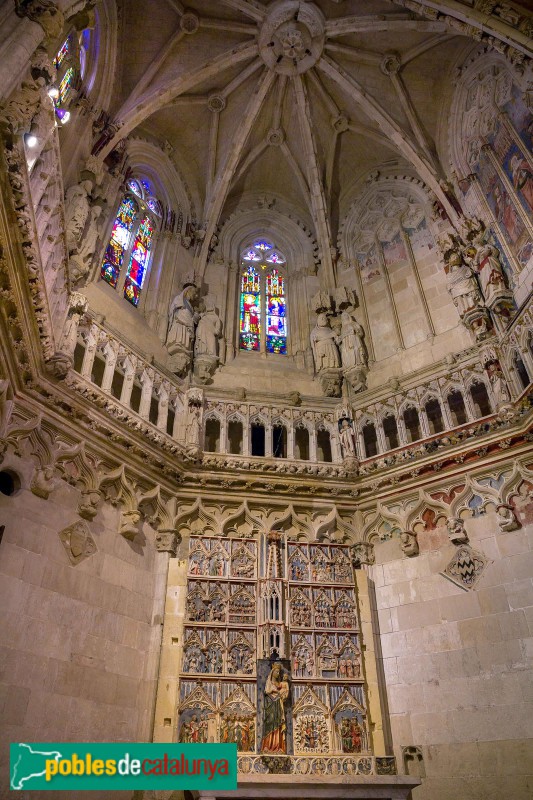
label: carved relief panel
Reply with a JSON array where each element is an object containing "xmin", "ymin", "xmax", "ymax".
[{"xmin": 178, "ymin": 533, "xmax": 368, "ymax": 760}]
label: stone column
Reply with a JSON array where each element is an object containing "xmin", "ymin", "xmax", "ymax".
[
  {"xmin": 80, "ymin": 323, "xmax": 99, "ymax": 379},
  {"xmin": 152, "ymin": 534, "xmax": 189, "ymax": 744},
  {"xmin": 101, "ymin": 339, "xmax": 118, "ymax": 394},
  {"xmin": 120, "ymin": 355, "xmax": 137, "ymax": 408},
  {"xmin": 139, "ymin": 368, "xmax": 154, "ymax": 420}
]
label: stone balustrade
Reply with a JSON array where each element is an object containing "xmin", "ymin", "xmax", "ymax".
[
  {"xmin": 63, "ymin": 310, "xmax": 532, "ymax": 472},
  {"xmin": 68, "ymin": 314, "xmax": 187, "ymax": 443}
]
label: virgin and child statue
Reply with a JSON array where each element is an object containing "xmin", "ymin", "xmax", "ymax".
[{"xmin": 260, "ymin": 663, "xmax": 290, "ymax": 754}]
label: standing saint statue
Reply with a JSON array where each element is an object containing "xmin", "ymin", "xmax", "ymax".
[
  {"xmin": 167, "ymin": 283, "xmax": 199, "ymax": 352},
  {"xmin": 310, "ymin": 313, "xmax": 340, "ymax": 372},
  {"xmin": 261, "ymin": 663, "xmax": 289, "ymax": 754},
  {"xmin": 338, "ymin": 417, "xmax": 357, "ymax": 459},
  {"xmin": 339, "ymin": 312, "xmax": 367, "ymax": 369}
]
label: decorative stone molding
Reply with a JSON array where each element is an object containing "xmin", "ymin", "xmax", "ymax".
[
  {"xmin": 207, "ymin": 95, "xmax": 226, "ymax": 113},
  {"xmin": 180, "ymin": 11, "xmax": 199, "ymax": 34},
  {"xmin": 258, "ymin": 1, "xmax": 326, "ymax": 76}
]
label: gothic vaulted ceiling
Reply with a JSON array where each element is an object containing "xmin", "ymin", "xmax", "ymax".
[{"xmin": 106, "ymin": 0, "xmax": 476, "ymax": 263}]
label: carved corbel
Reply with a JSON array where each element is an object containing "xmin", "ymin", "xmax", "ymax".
[
  {"xmin": 15, "ymin": 1, "xmax": 65, "ymax": 44},
  {"xmin": 138, "ymin": 486, "xmax": 180, "ymax": 555},
  {"xmin": 4, "ymin": 415, "xmax": 71, "ymax": 498},
  {"xmin": 400, "ymin": 530, "xmax": 419, "ymax": 557},
  {"xmin": 351, "ymin": 541, "xmax": 375, "ymax": 567},
  {"xmin": 496, "ymin": 503, "xmax": 520, "ymax": 532},
  {"xmin": 100, "ymin": 465, "xmax": 140, "ymax": 540},
  {"xmin": 446, "ymin": 516, "xmax": 469, "ymax": 545},
  {"xmin": 56, "ymin": 441, "xmax": 102, "ymax": 520}
]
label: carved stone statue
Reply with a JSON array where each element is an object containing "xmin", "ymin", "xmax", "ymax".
[
  {"xmin": 338, "ymin": 418, "xmax": 357, "ymax": 458},
  {"xmin": 400, "ymin": 530, "xmax": 419, "ymax": 557},
  {"xmin": 339, "ymin": 312, "xmax": 367, "ymax": 369},
  {"xmin": 496, "ymin": 504, "xmax": 519, "ymax": 532},
  {"xmin": 486, "ymin": 361, "xmax": 511, "ymax": 407},
  {"xmin": 446, "ymin": 251, "xmax": 483, "ymax": 317},
  {"xmin": 64, "ymin": 179, "xmax": 94, "ymax": 253},
  {"xmin": 69, "ymin": 204, "xmax": 103, "ymax": 283},
  {"xmin": 310, "ymin": 313, "xmax": 341, "ymax": 371},
  {"xmin": 446, "ymin": 516, "xmax": 469, "ymax": 545},
  {"xmin": 195, "ymin": 298, "xmax": 222, "ymax": 359},
  {"xmin": 167, "ymin": 283, "xmax": 200, "ymax": 376}
]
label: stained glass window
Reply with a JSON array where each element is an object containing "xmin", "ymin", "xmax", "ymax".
[
  {"xmin": 124, "ymin": 216, "xmax": 154, "ymax": 307},
  {"xmin": 58, "ymin": 67, "xmax": 75, "ymax": 105},
  {"xmin": 239, "ymin": 242, "xmax": 288, "ymax": 354},
  {"xmin": 147, "ymin": 197, "xmax": 162, "ymax": 216},
  {"xmin": 240, "ymin": 267, "xmax": 261, "ymax": 351},
  {"xmin": 266, "ymin": 269, "xmax": 287, "ymax": 354},
  {"xmin": 127, "ymin": 179, "xmax": 142, "ymax": 197},
  {"xmin": 100, "ymin": 196, "xmax": 137, "ymax": 288},
  {"xmin": 54, "ymin": 38, "xmax": 70, "ymax": 69}
]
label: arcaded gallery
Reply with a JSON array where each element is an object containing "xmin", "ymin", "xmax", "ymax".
[{"xmin": 0, "ymin": 0, "xmax": 532, "ymax": 798}]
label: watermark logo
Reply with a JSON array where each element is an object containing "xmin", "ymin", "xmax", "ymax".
[{"xmin": 10, "ymin": 743, "xmax": 237, "ymax": 791}]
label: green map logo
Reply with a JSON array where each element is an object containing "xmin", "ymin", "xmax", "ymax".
[
  {"xmin": 10, "ymin": 743, "xmax": 237, "ymax": 790},
  {"xmin": 11, "ymin": 744, "xmax": 63, "ymax": 790}
]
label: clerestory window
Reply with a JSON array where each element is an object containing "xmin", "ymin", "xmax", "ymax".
[
  {"xmin": 239, "ymin": 241, "xmax": 288, "ymax": 354},
  {"xmin": 100, "ymin": 178, "xmax": 162, "ymax": 307}
]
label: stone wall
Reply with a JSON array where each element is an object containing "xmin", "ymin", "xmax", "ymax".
[
  {"xmin": 0, "ymin": 453, "xmax": 165, "ymax": 800},
  {"xmin": 372, "ymin": 509, "xmax": 533, "ymax": 799}
]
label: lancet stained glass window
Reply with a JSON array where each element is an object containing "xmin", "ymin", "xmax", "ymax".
[
  {"xmin": 54, "ymin": 38, "xmax": 70, "ymax": 69},
  {"xmin": 100, "ymin": 179, "xmax": 162, "ymax": 307},
  {"xmin": 240, "ymin": 267, "xmax": 261, "ymax": 351},
  {"xmin": 266, "ymin": 269, "xmax": 287, "ymax": 354},
  {"xmin": 124, "ymin": 216, "xmax": 154, "ymax": 307},
  {"xmin": 58, "ymin": 67, "xmax": 75, "ymax": 105},
  {"xmin": 239, "ymin": 241, "xmax": 287, "ymax": 354},
  {"xmin": 100, "ymin": 196, "xmax": 137, "ymax": 288}
]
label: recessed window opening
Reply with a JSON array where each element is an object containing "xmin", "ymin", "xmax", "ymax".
[
  {"xmin": 251, "ymin": 423, "xmax": 265, "ymax": 457},
  {"xmin": 272, "ymin": 425, "xmax": 287, "ymax": 458},
  {"xmin": 425, "ymin": 399, "xmax": 444, "ymax": 434}
]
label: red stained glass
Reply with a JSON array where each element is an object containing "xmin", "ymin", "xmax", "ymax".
[
  {"xmin": 100, "ymin": 196, "xmax": 137, "ymax": 288},
  {"xmin": 124, "ymin": 216, "xmax": 154, "ymax": 306},
  {"xmin": 240, "ymin": 267, "xmax": 261, "ymax": 350}
]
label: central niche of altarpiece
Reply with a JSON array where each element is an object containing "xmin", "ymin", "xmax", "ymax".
[{"xmin": 179, "ymin": 531, "xmax": 369, "ymax": 762}]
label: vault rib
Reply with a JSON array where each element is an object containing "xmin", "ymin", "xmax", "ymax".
[
  {"xmin": 199, "ymin": 18, "xmax": 258, "ymax": 35},
  {"xmin": 325, "ymin": 16, "xmax": 447, "ymax": 36},
  {"xmin": 317, "ymin": 54, "xmax": 459, "ymax": 224},
  {"xmin": 98, "ymin": 43, "xmax": 259, "ymax": 160},
  {"xmin": 217, "ymin": 0, "xmax": 266, "ymax": 22},
  {"xmin": 293, "ymin": 74, "xmax": 336, "ymax": 289},
  {"xmin": 195, "ymin": 68, "xmax": 277, "ymax": 276},
  {"xmin": 325, "ymin": 42, "xmax": 383, "ymax": 67}
]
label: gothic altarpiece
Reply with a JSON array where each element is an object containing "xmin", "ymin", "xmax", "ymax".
[{"xmin": 178, "ymin": 531, "xmax": 374, "ymax": 775}]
